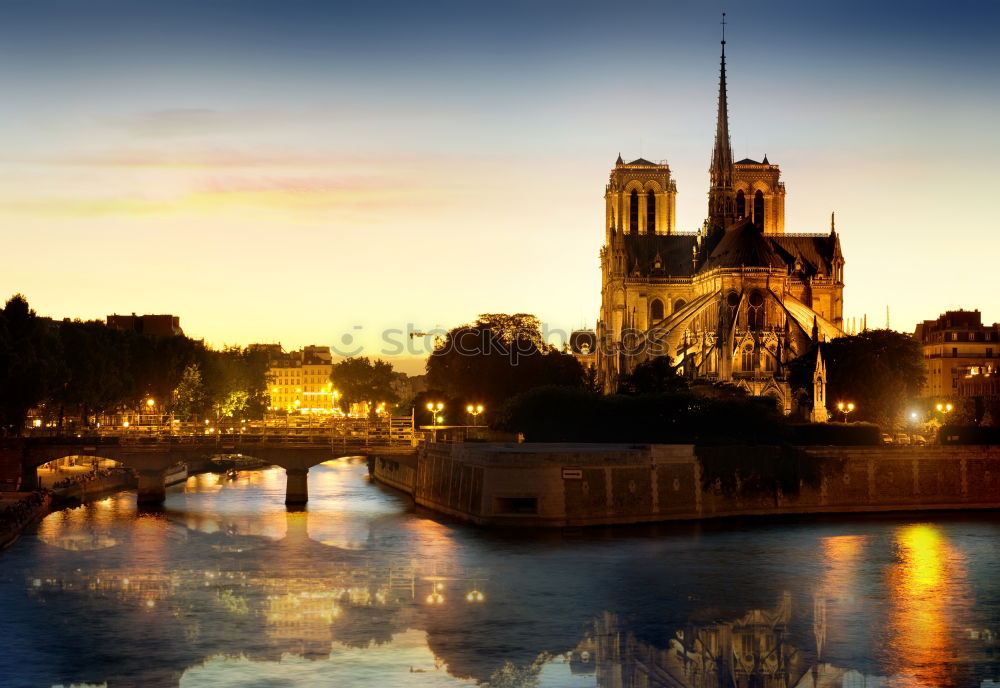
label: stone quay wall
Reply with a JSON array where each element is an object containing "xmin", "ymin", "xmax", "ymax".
[{"xmin": 371, "ymin": 443, "xmax": 1000, "ymax": 527}]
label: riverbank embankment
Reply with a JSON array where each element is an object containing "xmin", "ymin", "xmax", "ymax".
[
  {"xmin": 0, "ymin": 491, "xmax": 52, "ymax": 550},
  {"xmin": 370, "ymin": 443, "xmax": 1000, "ymax": 527}
]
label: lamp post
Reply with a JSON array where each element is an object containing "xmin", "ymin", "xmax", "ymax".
[
  {"xmin": 426, "ymin": 402, "xmax": 444, "ymax": 427},
  {"xmin": 466, "ymin": 404, "xmax": 484, "ymax": 425},
  {"xmin": 836, "ymin": 401, "xmax": 855, "ymax": 423}
]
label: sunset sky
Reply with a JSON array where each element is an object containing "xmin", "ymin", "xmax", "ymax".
[{"xmin": 2, "ymin": 0, "xmax": 998, "ymax": 374}]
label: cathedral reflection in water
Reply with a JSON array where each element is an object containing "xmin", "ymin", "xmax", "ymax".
[{"xmin": 0, "ymin": 462, "xmax": 994, "ymax": 688}]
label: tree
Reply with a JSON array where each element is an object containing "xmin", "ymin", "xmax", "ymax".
[
  {"xmin": 172, "ymin": 363, "xmax": 207, "ymax": 420},
  {"xmin": 426, "ymin": 314, "xmax": 583, "ymax": 416},
  {"xmin": 788, "ymin": 330, "xmax": 926, "ymax": 429},
  {"xmin": 618, "ymin": 356, "xmax": 689, "ymax": 395},
  {"xmin": 0, "ymin": 295, "xmax": 60, "ymax": 434},
  {"xmin": 330, "ymin": 357, "xmax": 399, "ymax": 414}
]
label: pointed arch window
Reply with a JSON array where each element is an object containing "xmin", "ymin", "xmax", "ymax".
[
  {"xmin": 753, "ymin": 190, "xmax": 765, "ymax": 229},
  {"xmin": 674, "ymin": 298, "xmax": 687, "ymax": 314},
  {"xmin": 647, "ymin": 189, "xmax": 656, "ymax": 234},
  {"xmin": 650, "ymin": 299, "xmax": 664, "ymax": 322},
  {"xmin": 629, "ymin": 189, "xmax": 639, "ymax": 234},
  {"xmin": 742, "ymin": 345, "xmax": 755, "ymax": 372},
  {"xmin": 726, "ymin": 291, "xmax": 740, "ymax": 324},
  {"xmin": 735, "ymin": 189, "xmax": 746, "ymax": 218}
]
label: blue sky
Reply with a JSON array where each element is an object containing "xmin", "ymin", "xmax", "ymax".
[{"xmin": 1, "ymin": 0, "xmax": 998, "ymax": 372}]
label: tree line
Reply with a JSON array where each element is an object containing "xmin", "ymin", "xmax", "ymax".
[{"xmin": 0, "ymin": 295, "xmax": 268, "ymax": 435}]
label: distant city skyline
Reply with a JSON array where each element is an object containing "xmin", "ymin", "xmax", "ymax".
[{"xmin": 2, "ymin": 0, "xmax": 998, "ymax": 376}]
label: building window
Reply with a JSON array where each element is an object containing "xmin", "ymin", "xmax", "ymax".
[
  {"xmin": 650, "ymin": 299, "xmax": 664, "ymax": 322},
  {"xmin": 952, "ymin": 347, "xmax": 958, "ymax": 358},
  {"xmin": 674, "ymin": 298, "xmax": 687, "ymax": 313},
  {"xmin": 742, "ymin": 345, "xmax": 754, "ymax": 372},
  {"xmin": 629, "ymin": 189, "xmax": 638, "ymax": 233},
  {"xmin": 987, "ymin": 348, "xmax": 993, "ymax": 359},
  {"xmin": 735, "ymin": 189, "xmax": 745, "ymax": 218},
  {"xmin": 951, "ymin": 332, "xmax": 959, "ymax": 341},
  {"xmin": 764, "ymin": 352, "xmax": 775, "ymax": 372},
  {"xmin": 753, "ymin": 190, "xmax": 764, "ymax": 228},
  {"xmin": 647, "ymin": 189, "xmax": 656, "ymax": 234}
]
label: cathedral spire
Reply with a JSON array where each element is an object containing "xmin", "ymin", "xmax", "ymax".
[{"xmin": 708, "ymin": 13, "xmax": 736, "ymax": 230}]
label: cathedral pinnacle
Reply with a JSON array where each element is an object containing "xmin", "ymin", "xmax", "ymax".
[{"xmin": 708, "ymin": 13, "xmax": 736, "ymax": 230}]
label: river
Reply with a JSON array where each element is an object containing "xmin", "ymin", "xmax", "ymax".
[{"xmin": 1, "ymin": 458, "xmax": 999, "ymax": 687}]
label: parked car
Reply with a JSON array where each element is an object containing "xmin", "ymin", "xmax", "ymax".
[
  {"xmin": 881, "ymin": 433, "xmax": 894, "ymax": 444},
  {"xmin": 912, "ymin": 434, "xmax": 928, "ymax": 446},
  {"xmin": 895, "ymin": 433, "xmax": 911, "ymax": 445}
]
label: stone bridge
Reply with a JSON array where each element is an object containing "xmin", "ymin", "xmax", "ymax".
[{"xmin": 3, "ymin": 435, "xmax": 417, "ymax": 505}]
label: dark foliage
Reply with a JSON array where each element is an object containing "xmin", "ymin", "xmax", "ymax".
[
  {"xmin": 493, "ymin": 386, "xmax": 788, "ymax": 445},
  {"xmin": 938, "ymin": 425, "xmax": 1000, "ymax": 445},
  {"xmin": 0, "ymin": 294, "xmax": 269, "ymax": 434},
  {"xmin": 617, "ymin": 356, "xmax": 689, "ymax": 395},
  {"xmin": 426, "ymin": 314, "xmax": 583, "ymax": 421},
  {"xmin": 788, "ymin": 422, "xmax": 881, "ymax": 446},
  {"xmin": 787, "ymin": 329, "xmax": 926, "ymax": 428},
  {"xmin": 331, "ymin": 357, "xmax": 399, "ymax": 414},
  {"xmin": 495, "ymin": 387, "xmax": 884, "ymax": 449}
]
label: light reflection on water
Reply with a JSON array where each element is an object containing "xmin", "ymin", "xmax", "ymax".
[{"xmin": 2, "ymin": 458, "xmax": 999, "ymax": 688}]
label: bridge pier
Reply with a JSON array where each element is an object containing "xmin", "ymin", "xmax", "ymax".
[
  {"xmin": 136, "ymin": 470, "xmax": 167, "ymax": 504},
  {"xmin": 285, "ymin": 467, "xmax": 309, "ymax": 505}
]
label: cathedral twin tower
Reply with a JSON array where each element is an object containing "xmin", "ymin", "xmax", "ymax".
[{"xmin": 597, "ymin": 28, "xmax": 845, "ymax": 411}]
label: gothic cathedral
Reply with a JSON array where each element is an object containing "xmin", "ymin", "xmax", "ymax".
[{"xmin": 596, "ymin": 33, "xmax": 845, "ymax": 411}]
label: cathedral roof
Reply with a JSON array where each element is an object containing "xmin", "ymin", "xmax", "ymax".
[
  {"xmin": 619, "ymin": 233, "xmax": 699, "ymax": 277},
  {"xmin": 617, "ymin": 222, "xmax": 840, "ymax": 279},
  {"xmin": 701, "ymin": 221, "xmax": 784, "ymax": 270},
  {"xmin": 626, "ymin": 157, "xmax": 660, "ymax": 166},
  {"xmin": 770, "ymin": 235, "xmax": 839, "ymax": 277},
  {"xmin": 735, "ymin": 156, "xmax": 773, "ymax": 166}
]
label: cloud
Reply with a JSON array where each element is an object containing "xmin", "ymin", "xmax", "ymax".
[
  {"xmin": 103, "ymin": 108, "xmax": 282, "ymax": 139},
  {"xmin": 0, "ymin": 175, "xmax": 432, "ymax": 218}
]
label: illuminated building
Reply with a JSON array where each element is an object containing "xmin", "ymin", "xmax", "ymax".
[
  {"xmin": 596, "ymin": 32, "xmax": 845, "ymax": 410},
  {"xmin": 913, "ymin": 309, "xmax": 1000, "ymax": 397},
  {"xmin": 266, "ymin": 345, "xmax": 339, "ymax": 414}
]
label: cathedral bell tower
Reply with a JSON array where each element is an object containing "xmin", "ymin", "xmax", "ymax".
[
  {"xmin": 605, "ymin": 155, "xmax": 677, "ymax": 242},
  {"xmin": 707, "ymin": 14, "xmax": 737, "ymax": 233}
]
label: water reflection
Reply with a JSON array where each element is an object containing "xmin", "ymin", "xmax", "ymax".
[
  {"xmin": 883, "ymin": 524, "xmax": 969, "ymax": 687},
  {"xmin": 2, "ymin": 460, "xmax": 999, "ymax": 687}
]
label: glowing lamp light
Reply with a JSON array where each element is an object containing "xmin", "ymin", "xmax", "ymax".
[{"xmin": 146, "ymin": 398, "xmax": 155, "ymax": 408}]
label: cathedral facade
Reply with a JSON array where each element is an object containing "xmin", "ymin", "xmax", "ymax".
[{"xmin": 596, "ymin": 37, "xmax": 845, "ymax": 411}]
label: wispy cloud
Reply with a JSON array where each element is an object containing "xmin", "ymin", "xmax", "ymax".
[
  {"xmin": 103, "ymin": 108, "xmax": 283, "ymax": 139},
  {"xmin": 0, "ymin": 176, "xmax": 433, "ymax": 218}
]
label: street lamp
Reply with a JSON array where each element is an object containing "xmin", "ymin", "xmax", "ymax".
[
  {"xmin": 426, "ymin": 402, "xmax": 444, "ymax": 426},
  {"xmin": 466, "ymin": 404, "xmax": 484, "ymax": 425},
  {"xmin": 836, "ymin": 401, "xmax": 855, "ymax": 423}
]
